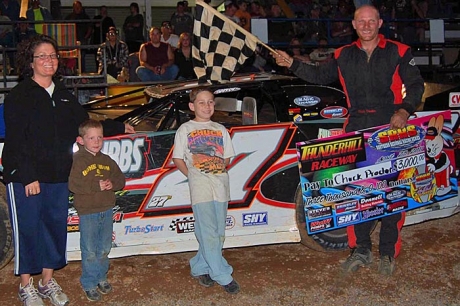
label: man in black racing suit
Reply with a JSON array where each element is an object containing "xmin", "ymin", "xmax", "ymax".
[{"xmin": 273, "ymin": 4, "xmax": 424, "ymax": 275}]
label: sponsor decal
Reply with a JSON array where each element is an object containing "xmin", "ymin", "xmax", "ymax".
[
  {"xmin": 309, "ymin": 218, "xmax": 334, "ymax": 232},
  {"xmin": 124, "ymin": 224, "xmax": 164, "ymax": 235},
  {"xmin": 303, "ymin": 112, "xmax": 319, "ymax": 117},
  {"xmin": 293, "ymin": 114, "xmax": 302, "ymax": 122},
  {"xmin": 386, "ymin": 189, "xmax": 407, "ymax": 201},
  {"xmin": 226, "ymin": 215, "xmax": 235, "ymax": 230},
  {"xmin": 176, "ymin": 220, "xmax": 195, "ymax": 233},
  {"xmin": 449, "ymin": 92, "xmax": 460, "ymax": 108},
  {"xmin": 242, "ymin": 212, "xmax": 268, "ymax": 226},
  {"xmin": 336, "ymin": 212, "xmax": 360, "ymax": 226},
  {"xmin": 367, "ymin": 125, "xmax": 425, "ymax": 151},
  {"xmin": 359, "ymin": 194, "xmax": 384, "ymax": 209},
  {"xmin": 335, "ymin": 200, "xmax": 359, "ymax": 214},
  {"xmin": 169, "ymin": 216, "xmax": 195, "ymax": 234},
  {"xmin": 293, "ymin": 95, "xmax": 321, "ymax": 107},
  {"xmin": 320, "ymin": 106, "xmax": 348, "ymax": 119},
  {"xmin": 103, "ymin": 138, "xmax": 146, "ymax": 174},
  {"xmin": 307, "ymin": 206, "xmax": 332, "ymax": 219},
  {"xmin": 67, "ymin": 208, "xmax": 123, "ymax": 232},
  {"xmin": 386, "ymin": 200, "xmax": 409, "ymax": 213},
  {"xmin": 298, "ymin": 134, "xmax": 366, "ymax": 172},
  {"xmin": 361, "ymin": 206, "xmax": 385, "ymax": 220},
  {"xmin": 288, "ymin": 107, "xmax": 301, "ymax": 115}
]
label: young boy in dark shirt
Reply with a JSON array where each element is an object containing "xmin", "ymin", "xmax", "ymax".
[{"xmin": 69, "ymin": 119, "xmax": 125, "ymax": 302}]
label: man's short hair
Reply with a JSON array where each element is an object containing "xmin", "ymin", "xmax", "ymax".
[
  {"xmin": 161, "ymin": 21, "xmax": 171, "ymax": 28},
  {"xmin": 177, "ymin": 1, "xmax": 185, "ymax": 7}
]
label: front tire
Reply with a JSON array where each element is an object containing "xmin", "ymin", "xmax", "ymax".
[
  {"xmin": 0, "ymin": 183, "xmax": 14, "ymax": 269},
  {"xmin": 295, "ymin": 185, "xmax": 350, "ymax": 252}
]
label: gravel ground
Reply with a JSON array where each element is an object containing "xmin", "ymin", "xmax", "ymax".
[{"xmin": 1, "ymin": 213, "xmax": 460, "ymax": 306}]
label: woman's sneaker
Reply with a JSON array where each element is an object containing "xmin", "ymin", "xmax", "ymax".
[
  {"xmin": 37, "ymin": 278, "xmax": 69, "ymax": 306},
  {"xmin": 97, "ymin": 281, "xmax": 113, "ymax": 294},
  {"xmin": 18, "ymin": 278, "xmax": 45, "ymax": 306}
]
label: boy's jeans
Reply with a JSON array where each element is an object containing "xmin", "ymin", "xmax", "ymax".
[
  {"xmin": 190, "ymin": 201, "xmax": 233, "ymax": 286},
  {"xmin": 79, "ymin": 208, "xmax": 113, "ymax": 291}
]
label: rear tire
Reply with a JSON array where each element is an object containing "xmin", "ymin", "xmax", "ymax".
[
  {"xmin": 295, "ymin": 185, "xmax": 350, "ymax": 252},
  {"xmin": 0, "ymin": 183, "xmax": 14, "ymax": 269}
]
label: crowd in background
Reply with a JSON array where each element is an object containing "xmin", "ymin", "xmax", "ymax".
[{"xmin": 0, "ymin": 0, "xmax": 458, "ymax": 79}]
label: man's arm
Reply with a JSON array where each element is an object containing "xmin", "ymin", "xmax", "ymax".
[
  {"xmin": 139, "ymin": 44, "xmax": 154, "ymax": 71},
  {"xmin": 273, "ymin": 49, "xmax": 339, "ymax": 85},
  {"xmin": 390, "ymin": 48, "xmax": 425, "ymax": 129}
]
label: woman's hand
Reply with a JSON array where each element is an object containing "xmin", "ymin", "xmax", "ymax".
[{"xmin": 25, "ymin": 181, "xmax": 40, "ymax": 197}]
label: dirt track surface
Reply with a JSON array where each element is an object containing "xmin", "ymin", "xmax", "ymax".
[{"xmin": 1, "ymin": 213, "xmax": 460, "ymax": 306}]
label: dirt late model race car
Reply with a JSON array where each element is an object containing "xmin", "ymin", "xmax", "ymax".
[{"xmin": 0, "ymin": 73, "xmax": 458, "ymax": 268}]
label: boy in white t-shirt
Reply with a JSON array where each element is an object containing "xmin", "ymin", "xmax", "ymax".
[{"xmin": 172, "ymin": 88, "xmax": 240, "ymax": 294}]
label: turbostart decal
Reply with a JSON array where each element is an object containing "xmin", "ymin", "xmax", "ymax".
[
  {"xmin": 320, "ymin": 106, "xmax": 348, "ymax": 119},
  {"xmin": 367, "ymin": 125, "xmax": 425, "ymax": 151},
  {"xmin": 293, "ymin": 95, "xmax": 321, "ymax": 107}
]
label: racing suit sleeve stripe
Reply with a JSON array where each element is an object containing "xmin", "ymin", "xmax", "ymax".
[{"xmin": 391, "ymin": 65, "xmax": 404, "ymax": 105}]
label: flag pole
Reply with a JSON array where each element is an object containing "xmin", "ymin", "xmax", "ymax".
[{"xmin": 196, "ymin": 0, "xmax": 283, "ymax": 57}]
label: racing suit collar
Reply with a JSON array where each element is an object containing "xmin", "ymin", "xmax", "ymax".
[{"xmin": 355, "ymin": 34, "xmax": 387, "ymax": 50}]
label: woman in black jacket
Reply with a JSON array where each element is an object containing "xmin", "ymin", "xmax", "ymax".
[{"xmin": 2, "ymin": 35, "xmax": 134, "ymax": 306}]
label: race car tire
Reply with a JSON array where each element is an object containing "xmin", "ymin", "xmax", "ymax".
[
  {"xmin": 295, "ymin": 185, "xmax": 350, "ymax": 252},
  {"xmin": 0, "ymin": 183, "xmax": 14, "ymax": 270}
]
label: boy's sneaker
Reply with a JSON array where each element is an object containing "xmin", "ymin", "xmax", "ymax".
[
  {"xmin": 97, "ymin": 281, "xmax": 113, "ymax": 294},
  {"xmin": 378, "ymin": 255, "xmax": 396, "ymax": 275},
  {"xmin": 341, "ymin": 248, "xmax": 373, "ymax": 273},
  {"xmin": 18, "ymin": 278, "xmax": 45, "ymax": 306},
  {"xmin": 84, "ymin": 288, "xmax": 102, "ymax": 302},
  {"xmin": 222, "ymin": 279, "xmax": 240, "ymax": 294},
  {"xmin": 37, "ymin": 278, "xmax": 69, "ymax": 306},
  {"xmin": 193, "ymin": 274, "xmax": 215, "ymax": 287}
]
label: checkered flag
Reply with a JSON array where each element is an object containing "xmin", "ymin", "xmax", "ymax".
[{"xmin": 193, "ymin": 0, "xmax": 259, "ymax": 83}]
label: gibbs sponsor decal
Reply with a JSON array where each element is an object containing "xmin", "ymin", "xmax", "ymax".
[
  {"xmin": 293, "ymin": 95, "xmax": 321, "ymax": 107},
  {"xmin": 320, "ymin": 106, "xmax": 348, "ymax": 119},
  {"xmin": 367, "ymin": 125, "xmax": 425, "ymax": 151}
]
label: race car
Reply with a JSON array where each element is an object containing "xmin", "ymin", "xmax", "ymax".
[{"xmin": 0, "ymin": 73, "xmax": 458, "ymax": 268}]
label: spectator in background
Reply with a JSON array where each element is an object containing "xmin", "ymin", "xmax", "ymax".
[
  {"xmin": 309, "ymin": 37, "xmax": 335, "ymax": 65},
  {"xmin": 93, "ymin": 6, "xmax": 115, "ymax": 46},
  {"xmin": 65, "ymin": 0, "xmax": 92, "ymax": 73},
  {"xmin": 411, "ymin": 0, "xmax": 428, "ymax": 43},
  {"xmin": 97, "ymin": 27, "xmax": 129, "ymax": 79},
  {"xmin": 287, "ymin": 37, "xmax": 310, "ymax": 63},
  {"xmin": 304, "ymin": 4, "xmax": 328, "ymax": 43},
  {"xmin": 26, "ymin": 0, "xmax": 53, "ymax": 35},
  {"xmin": 15, "ymin": 17, "xmax": 37, "ymax": 44},
  {"xmin": 0, "ymin": 0, "xmax": 19, "ymax": 21},
  {"xmin": 268, "ymin": 3, "xmax": 293, "ymax": 43},
  {"xmin": 170, "ymin": 1, "xmax": 193, "ymax": 37},
  {"xmin": 250, "ymin": 1, "xmax": 265, "ymax": 18},
  {"xmin": 223, "ymin": 1, "xmax": 241, "ymax": 25},
  {"xmin": 331, "ymin": 1, "xmax": 354, "ymax": 44},
  {"xmin": 390, "ymin": 0, "xmax": 416, "ymax": 43},
  {"xmin": 123, "ymin": 2, "xmax": 145, "ymax": 54},
  {"xmin": 0, "ymin": 7, "xmax": 14, "ymax": 73},
  {"xmin": 160, "ymin": 20, "xmax": 179, "ymax": 49},
  {"xmin": 174, "ymin": 32, "xmax": 195, "ymax": 80},
  {"xmin": 235, "ymin": 0, "xmax": 251, "ymax": 31},
  {"xmin": 136, "ymin": 27, "xmax": 179, "ymax": 82}
]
